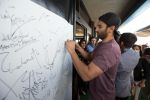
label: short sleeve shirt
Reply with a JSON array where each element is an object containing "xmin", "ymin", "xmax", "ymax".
[{"xmin": 90, "ymin": 39, "xmax": 121, "ymax": 100}]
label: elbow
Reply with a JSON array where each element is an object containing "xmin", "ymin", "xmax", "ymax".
[
  {"xmin": 81, "ymin": 74, "xmax": 93, "ymax": 82},
  {"xmin": 82, "ymin": 77, "xmax": 90, "ymax": 82}
]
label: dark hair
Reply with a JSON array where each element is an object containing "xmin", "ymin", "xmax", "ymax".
[
  {"xmin": 119, "ymin": 33, "xmax": 137, "ymax": 48},
  {"xmin": 132, "ymin": 44, "xmax": 143, "ymax": 57},
  {"xmin": 78, "ymin": 39, "xmax": 86, "ymax": 46},
  {"xmin": 99, "ymin": 12, "xmax": 121, "ymax": 30},
  {"xmin": 89, "ymin": 36, "xmax": 96, "ymax": 42},
  {"xmin": 132, "ymin": 45, "xmax": 141, "ymax": 49},
  {"xmin": 99, "ymin": 12, "xmax": 121, "ymax": 41},
  {"xmin": 143, "ymin": 48, "xmax": 150, "ymax": 55}
]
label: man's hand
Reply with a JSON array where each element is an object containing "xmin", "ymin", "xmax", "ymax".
[
  {"xmin": 131, "ymin": 82, "xmax": 136, "ymax": 88},
  {"xmin": 65, "ymin": 39, "xmax": 76, "ymax": 54},
  {"xmin": 138, "ymin": 80, "xmax": 145, "ymax": 87},
  {"xmin": 75, "ymin": 42, "xmax": 82, "ymax": 50}
]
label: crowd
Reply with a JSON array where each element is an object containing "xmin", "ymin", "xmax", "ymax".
[{"xmin": 65, "ymin": 12, "xmax": 150, "ymax": 100}]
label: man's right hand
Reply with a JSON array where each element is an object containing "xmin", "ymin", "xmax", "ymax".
[{"xmin": 65, "ymin": 40, "xmax": 76, "ymax": 54}]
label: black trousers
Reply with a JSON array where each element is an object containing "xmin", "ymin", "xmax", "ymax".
[{"xmin": 115, "ymin": 97, "xmax": 128, "ymax": 100}]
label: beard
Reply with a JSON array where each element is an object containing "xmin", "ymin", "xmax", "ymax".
[{"xmin": 97, "ymin": 29, "xmax": 107, "ymax": 40}]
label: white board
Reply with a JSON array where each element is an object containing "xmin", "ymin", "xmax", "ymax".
[{"xmin": 0, "ymin": 0, "xmax": 73, "ymax": 100}]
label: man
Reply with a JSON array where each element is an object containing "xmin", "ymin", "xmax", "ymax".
[
  {"xmin": 86, "ymin": 36, "xmax": 97, "ymax": 53},
  {"xmin": 115, "ymin": 33, "xmax": 140, "ymax": 100},
  {"xmin": 65, "ymin": 12, "xmax": 121, "ymax": 100}
]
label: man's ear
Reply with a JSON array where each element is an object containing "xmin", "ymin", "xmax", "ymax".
[
  {"xmin": 107, "ymin": 26, "xmax": 115, "ymax": 33},
  {"xmin": 109, "ymin": 26, "xmax": 115, "ymax": 31},
  {"xmin": 120, "ymin": 41, "xmax": 124, "ymax": 46},
  {"xmin": 119, "ymin": 41, "xmax": 124, "ymax": 52}
]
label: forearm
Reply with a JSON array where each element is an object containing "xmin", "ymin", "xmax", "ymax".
[
  {"xmin": 70, "ymin": 50, "xmax": 91, "ymax": 81},
  {"xmin": 76, "ymin": 47, "xmax": 92, "ymax": 61}
]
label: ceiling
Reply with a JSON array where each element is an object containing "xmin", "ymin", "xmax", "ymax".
[
  {"xmin": 82, "ymin": 0, "xmax": 145, "ymax": 23},
  {"xmin": 136, "ymin": 26, "xmax": 150, "ymax": 37},
  {"xmin": 81, "ymin": 0, "xmax": 150, "ymax": 44}
]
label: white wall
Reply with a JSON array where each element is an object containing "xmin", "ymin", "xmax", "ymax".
[{"xmin": 0, "ymin": 0, "xmax": 73, "ymax": 100}]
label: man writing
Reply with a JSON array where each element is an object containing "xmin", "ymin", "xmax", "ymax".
[{"xmin": 65, "ymin": 12, "xmax": 121, "ymax": 100}]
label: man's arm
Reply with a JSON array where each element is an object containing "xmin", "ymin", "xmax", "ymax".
[
  {"xmin": 75, "ymin": 43, "xmax": 92, "ymax": 61},
  {"xmin": 65, "ymin": 40, "xmax": 103, "ymax": 81}
]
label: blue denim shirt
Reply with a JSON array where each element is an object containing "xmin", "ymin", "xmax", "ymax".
[{"xmin": 86, "ymin": 43, "xmax": 95, "ymax": 53}]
